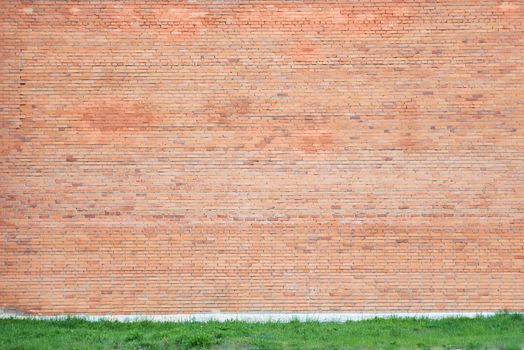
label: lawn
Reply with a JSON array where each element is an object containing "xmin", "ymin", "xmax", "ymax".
[{"xmin": 0, "ymin": 313, "xmax": 522, "ymax": 350}]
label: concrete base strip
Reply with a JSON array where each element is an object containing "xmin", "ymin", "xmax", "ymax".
[{"xmin": 0, "ymin": 312, "xmax": 504, "ymax": 322}]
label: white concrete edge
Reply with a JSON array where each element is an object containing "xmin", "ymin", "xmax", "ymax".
[{"xmin": 0, "ymin": 311, "xmax": 509, "ymax": 322}]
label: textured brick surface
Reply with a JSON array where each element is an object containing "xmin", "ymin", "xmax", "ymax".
[{"xmin": 1, "ymin": 1, "xmax": 523, "ymax": 315}]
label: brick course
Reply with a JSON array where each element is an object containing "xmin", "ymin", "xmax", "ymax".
[{"xmin": 1, "ymin": 1, "xmax": 523, "ymax": 315}]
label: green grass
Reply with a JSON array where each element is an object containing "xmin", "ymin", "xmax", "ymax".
[{"xmin": 0, "ymin": 313, "xmax": 523, "ymax": 349}]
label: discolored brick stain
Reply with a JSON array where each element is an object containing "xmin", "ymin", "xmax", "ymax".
[
  {"xmin": 300, "ymin": 132, "xmax": 335, "ymax": 154},
  {"xmin": 497, "ymin": 1, "xmax": 520, "ymax": 13},
  {"xmin": 159, "ymin": 6, "xmax": 214, "ymax": 41},
  {"xmin": 0, "ymin": 134, "xmax": 24, "ymax": 155},
  {"xmin": 205, "ymin": 97, "xmax": 252, "ymax": 125},
  {"xmin": 286, "ymin": 40, "xmax": 323, "ymax": 63},
  {"xmin": 76, "ymin": 100, "xmax": 159, "ymax": 133},
  {"xmin": 1, "ymin": 1, "xmax": 523, "ymax": 315},
  {"xmin": 396, "ymin": 100, "xmax": 431, "ymax": 152}
]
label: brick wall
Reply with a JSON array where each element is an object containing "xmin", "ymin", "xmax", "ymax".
[{"xmin": 1, "ymin": 1, "xmax": 523, "ymax": 315}]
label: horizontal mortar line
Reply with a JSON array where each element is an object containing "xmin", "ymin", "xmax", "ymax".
[
  {"xmin": 4, "ymin": 160, "xmax": 524, "ymax": 164},
  {"xmin": 4, "ymin": 190, "xmax": 521, "ymax": 194},
  {"xmin": 4, "ymin": 159, "xmax": 523, "ymax": 163},
  {"xmin": 3, "ymin": 167, "xmax": 522, "ymax": 171},
  {"xmin": 5, "ymin": 193, "xmax": 523, "ymax": 197},
  {"xmin": 5, "ymin": 157, "xmax": 524, "ymax": 161},
  {"xmin": 7, "ymin": 209, "xmax": 524, "ymax": 214},
  {"xmin": 5, "ymin": 148, "xmax": 522, "ymax": 153},
  {"xmin": 13, "ymin": 118, "xmax": 524, "ymax": 122},
  {"xmin": 9, "ymin": 214, "xmax": 524, "ymax": 217},
  {"xmin": 10, "ymin": 163, "xmax": 522, "ymax": 167}
]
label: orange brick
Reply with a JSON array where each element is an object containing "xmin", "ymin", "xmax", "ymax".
[{"xmin": 0, "ymin": 1, "xmax": 523, "ymax": 315}]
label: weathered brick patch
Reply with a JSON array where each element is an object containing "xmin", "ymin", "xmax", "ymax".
[{"xmin": 1, "ymin": 1, "xmax": 523, "ymax": 315}]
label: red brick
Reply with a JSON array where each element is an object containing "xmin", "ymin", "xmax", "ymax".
[{"xmin": 0, "ymin": 1, "xmax": 523, "ymax": 315}]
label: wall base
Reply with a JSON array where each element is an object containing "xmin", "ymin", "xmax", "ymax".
[{"xmin": 0, "ymin": 311, "xmax": 504, "ymax": 322}]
